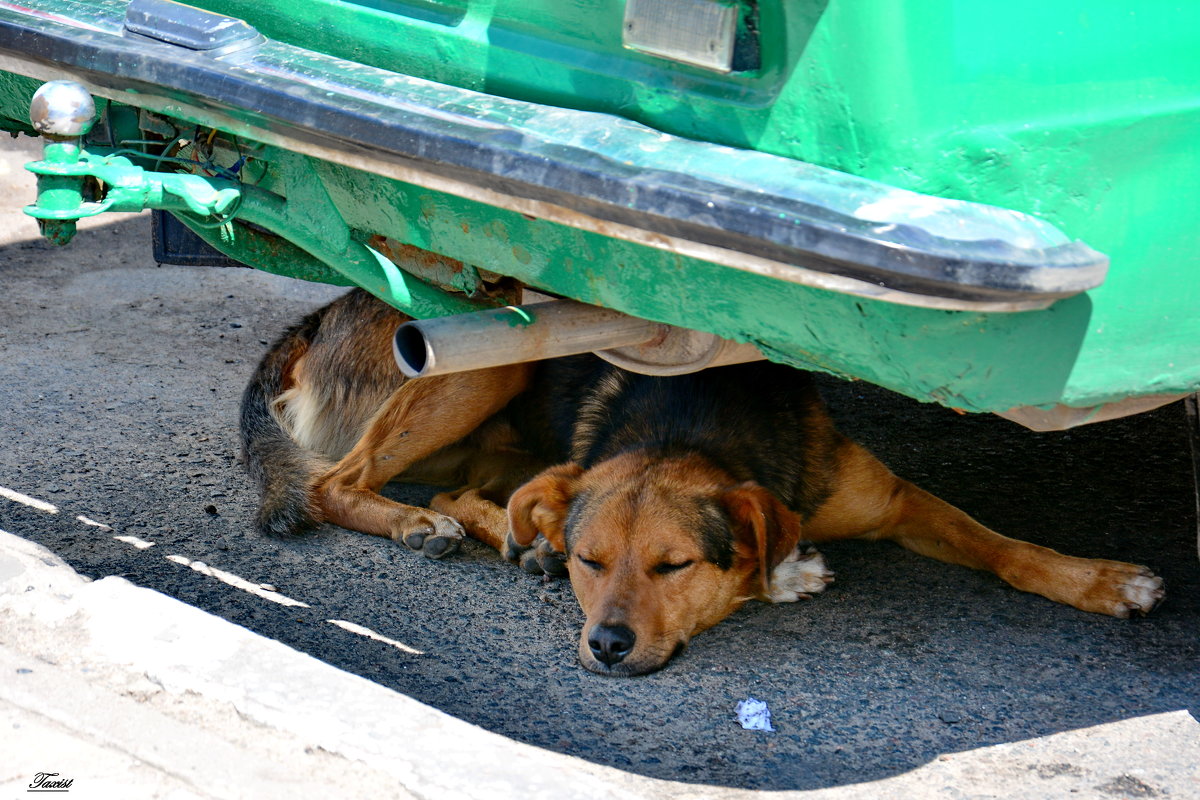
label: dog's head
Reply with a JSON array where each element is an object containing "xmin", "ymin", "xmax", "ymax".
[{"xmin": 508, "ymin": 452, "xmax": 801, "ymax": 676}]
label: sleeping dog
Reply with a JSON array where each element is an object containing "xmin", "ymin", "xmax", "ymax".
[{"xmin": 242, "ymin": 289, "xmax": 1164, "ymax": 675}]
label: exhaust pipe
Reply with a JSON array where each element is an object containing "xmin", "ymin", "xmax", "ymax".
[
  {"xmin": 394, "ymin": 300, "xmax": 661, "ymax": 377},
  {"xmin": 393, "ymin": 299, "xmax": 763, "ymax": 378}
]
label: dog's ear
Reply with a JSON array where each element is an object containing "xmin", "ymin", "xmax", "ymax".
[
  {"xmin": 722, "ymin": 483, "xmax": 803, "ymax": 598},
  {"xmin": 507, "ymin": 463, "xmax": 585, "ymax": 550}
]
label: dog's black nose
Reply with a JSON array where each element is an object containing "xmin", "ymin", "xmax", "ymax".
[{"xmin": 588, "ymin": 623, "xmax": 636, "ymax": 666}]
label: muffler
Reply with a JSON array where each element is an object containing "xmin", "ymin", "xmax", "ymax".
[{"xmin": 393, "ymin": 299, "xmax": 763, "ymax": 378}]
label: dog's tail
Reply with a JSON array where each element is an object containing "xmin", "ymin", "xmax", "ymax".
[{"xmin": 239, "ymin": 305, "xmax": 335, "ymax": 537}]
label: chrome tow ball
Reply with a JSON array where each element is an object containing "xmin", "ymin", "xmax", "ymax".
[{"xmin": 24, "ymin": 80, "xmax": 98, "ymax": 246}]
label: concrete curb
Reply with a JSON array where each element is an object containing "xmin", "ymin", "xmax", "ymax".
[{"xmin": 1, "ymin": 530, "xmax": 1197, "ymax": 799}]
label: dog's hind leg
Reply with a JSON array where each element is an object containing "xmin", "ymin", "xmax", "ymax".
[
  {"xmin": 315, "ymin": 364, "xmax": 533, "ymax": 558},
  {"xmin": 805, "ymin": 439, "xmax": 1164, "ymax": 617}
]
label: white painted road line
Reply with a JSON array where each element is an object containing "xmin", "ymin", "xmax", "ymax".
[
  {"xmin": 77, "ymin": 514, "xmax": 114, "ymax": 531},
  {"xmin": 0, "ymin": 484, "xmax": 59, "ymax": 514},
  {"xmin": 327, "ymin": 619, "xmax": 425, "ymax": 655},
  {"xmin": 165, "ymin": 554, "xmax": 311, "ymax": 608},
  {"xmin": 113, "ymin": 534, "xmax": 156, "ymax": 550}
]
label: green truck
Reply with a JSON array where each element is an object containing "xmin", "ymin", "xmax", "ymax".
[{"xmin": 1, "ymin": 0, "xmax": 1197, "ymax": 440}]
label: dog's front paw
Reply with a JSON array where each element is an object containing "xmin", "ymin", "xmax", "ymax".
[
  {"xmin": 502, "ymin": 531, "xmax": 567, "ymax": 577},
  {"xmin": 766, "ymin": 547, "xmax": 834, "ymax": 603},
  {"xmin": 395, "ymin": 513, "xmax": 464, "ymax": 559}
]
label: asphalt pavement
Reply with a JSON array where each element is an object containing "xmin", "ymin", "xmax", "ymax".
[{"xmin": 1, "ymin": 134, "xmax": 1198, "ymax": 798}]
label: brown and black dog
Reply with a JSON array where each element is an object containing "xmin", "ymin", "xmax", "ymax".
[{"xmin": 242, "ymin": 289, "xmax": 1164, "ymax": 676}]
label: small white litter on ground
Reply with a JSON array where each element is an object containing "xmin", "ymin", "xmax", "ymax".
[{"xmin": 735, "ymin": 698, "xmax": 775, "ymax": 732}]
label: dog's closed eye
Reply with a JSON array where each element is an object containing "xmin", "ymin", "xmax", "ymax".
[
  {"xmin": 577, "ymin": 555, "xmax": 605, "ymax": 572},
  {"xmin": 654, "ymin": 560, "xmax": 694, "ymax": 575}
]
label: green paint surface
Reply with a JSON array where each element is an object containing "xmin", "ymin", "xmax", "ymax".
[
  {"xmin": 0, "ymin": 71, "xmax": 40, "ymax": 134},
  {"xmin": 498, "ymin": 307, "xmax": 534, "ymax": 327}
]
